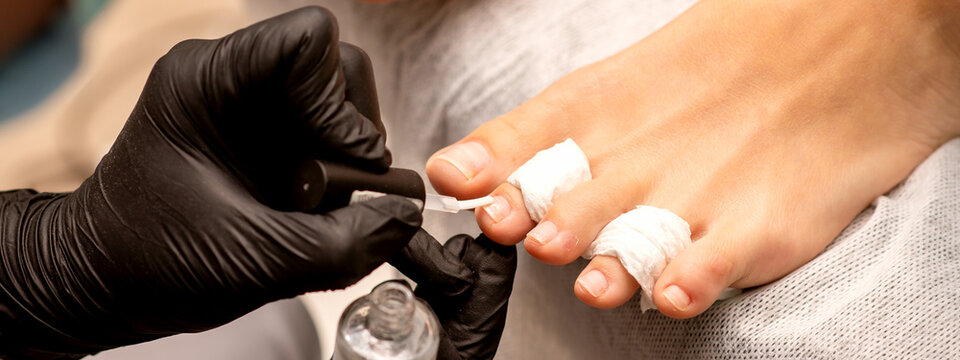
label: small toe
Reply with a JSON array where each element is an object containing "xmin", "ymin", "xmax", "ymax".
[{"xmin": 574, "ymin": 255, "xmax": 640, "ymax": 309}]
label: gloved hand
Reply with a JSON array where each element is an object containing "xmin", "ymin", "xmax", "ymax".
[
  {"xmin": 0, "ymin": 7, "xmax": 421, "ymax": 359},
  {"xmin": 391, "ymin": 231, "xmax": 517, "ymax": 360}
]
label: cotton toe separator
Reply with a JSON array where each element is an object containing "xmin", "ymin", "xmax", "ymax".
[
  {"xmin": 507, "ymin": 139, "xmax": 740, "ymax": 311},
  {"xmin": 506, "ymin": 139, "xmax": 592, "ymax": 222}
]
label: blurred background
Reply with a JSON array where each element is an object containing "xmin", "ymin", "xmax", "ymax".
[{"xmin": 0, "ymin": 0, "xmax": 396, "ymax": 357}]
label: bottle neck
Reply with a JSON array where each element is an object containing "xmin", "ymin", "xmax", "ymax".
[{"xmin": 366, "ymin": 282, "xmax": 415, "ymax": 340}]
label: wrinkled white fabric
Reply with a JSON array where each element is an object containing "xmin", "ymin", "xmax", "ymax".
[
  {"xmin": 506, "ymin": 139, "xmax": 591, "ymax": 222},
  {"xmin": 251, "ymin": 0, "xmax": 960, "ymax": 358},
  {"xmin": 585, "ymin": 206, "xmax": 692, "ymax": 311}
]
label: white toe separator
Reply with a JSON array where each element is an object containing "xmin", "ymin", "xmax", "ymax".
[
  {"xmin": 507, "ymin": 138, "xmax": 741, "ymax": 312},
  {"xmin": 507, "ymin": 139, "xmax": 592, "ymax": 222}
]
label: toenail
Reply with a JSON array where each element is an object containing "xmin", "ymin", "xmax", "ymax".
[
  {"xmin": 577, "ymin": 270, "xmax": 609, "ymax": 298},
  {"xmin": 561, "ymin": 232, "xmax": 579, "ymax": 252},
  {"xmin": 431, "ymin": 142, "xmax": 490, "ymax": 180},
  {"xmin": 526, "ymin": 221, "xmax": 557, "ymax": 246},
  {"xmin": 663, "ymin": 285, "xmax": 691, "ymax": 311},
  {"xmin": 482, "ymin": 196, "xmax": 510, "ymax": 223}
]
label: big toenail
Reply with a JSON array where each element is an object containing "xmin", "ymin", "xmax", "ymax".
[
  {"xmin": 561, "ymin": 232, "xmax": 579, "ymax": 251},
  {"xmin": 663, "ymin": 285, "xmax": 691, "ymax": 311},
  {"xmin": 431, "ymin": 142, "xmax": 490, "ymax": 180},
  {"xmin": 577, "ymin": 270, "xmax": 609, "ymax": 298},
  {"xmin": 526, "ymin": 221, "xmax": 557, "ymax": 246},
  {"xmin": 482, "ymin": 196, "xmax": 510, "ymax": 223}
]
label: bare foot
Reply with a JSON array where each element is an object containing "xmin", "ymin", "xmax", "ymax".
[{"xmin": 426, "ymin": 0, "xmax": 960, "ymax": 318}]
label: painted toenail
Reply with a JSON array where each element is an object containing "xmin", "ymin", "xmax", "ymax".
[
  {"xmin": 526, "ymin": 221, "xmax": 557, "ymax": 246},
  {"xmin": 663, "ymin": 285, "xmax": 690, "ymax": 311},
  {"xmin": 482, "ymin": 196, "xmax": 510, "ymax": 223},
  {"xmin": 577, "ymin": 270, "xmax": 608, "ymax": 298},
  {"xmin": 432, "ymin": 142, "xmax": 490, "ymax": 180}
]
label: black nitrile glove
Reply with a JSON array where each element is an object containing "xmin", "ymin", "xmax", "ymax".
[
  {"xmin": 391, "ymin": 231, "xmax": 518, "ymax": 360},
  {"xmin": 0, "ymin": 7, "xmax": 421, "ymax": 359}
]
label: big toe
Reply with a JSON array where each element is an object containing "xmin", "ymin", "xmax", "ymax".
[
  {"xmin": 426, "ymin": 104, "xmax": 573, "ymax": 199},
  {"xmin": 427, "ymin": 141, "xmax": 494, "ymax": 198}
]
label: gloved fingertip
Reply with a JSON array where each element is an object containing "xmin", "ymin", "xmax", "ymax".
[
  {"xmin": 279, "ymin": 6, "xmax": 337, "ymax": 44},
  {"xmin": 339, "ymin": 42, "xmax": 384, "ymax": 137},
  {"xmin": 461, "ymin": 234, "xmax": 518, "ymax": 270},
  {"xmin": 391, "ymin": 230, "xmax": 475, "ymax": 297},
  {"xmin": 382, "ymin": 149, "xmax": 393, "ymax": 168},
  {"xmin": 442, "ymin": 234, "xmax": 471, "ymax": 257}
]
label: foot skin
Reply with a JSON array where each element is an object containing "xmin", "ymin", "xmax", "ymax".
[{"xmin": 426, "ymin": 0, "xmax": 960, "ymax": 318}]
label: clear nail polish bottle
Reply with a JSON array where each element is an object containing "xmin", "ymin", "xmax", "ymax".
[{"xmin": 332, "ymin": 281, "xmax": 440, "ymax": 360}]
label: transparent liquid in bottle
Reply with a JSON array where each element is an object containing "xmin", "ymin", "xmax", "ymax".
[{"xmin": 333, "ymin": 281, "xmax": 440, "ymax": 360}]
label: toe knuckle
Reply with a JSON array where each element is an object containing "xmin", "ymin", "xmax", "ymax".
[
  {"xmin": 485, "ymin": 116, "xmax": 527, "ymax": 151},
  {"xmin": 545, "ymin": 196, "xmax": 577, "ymax": 221},
  {"xmin": 700, "ymin": 251, "xmax": 737, "ymax": 281}
]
